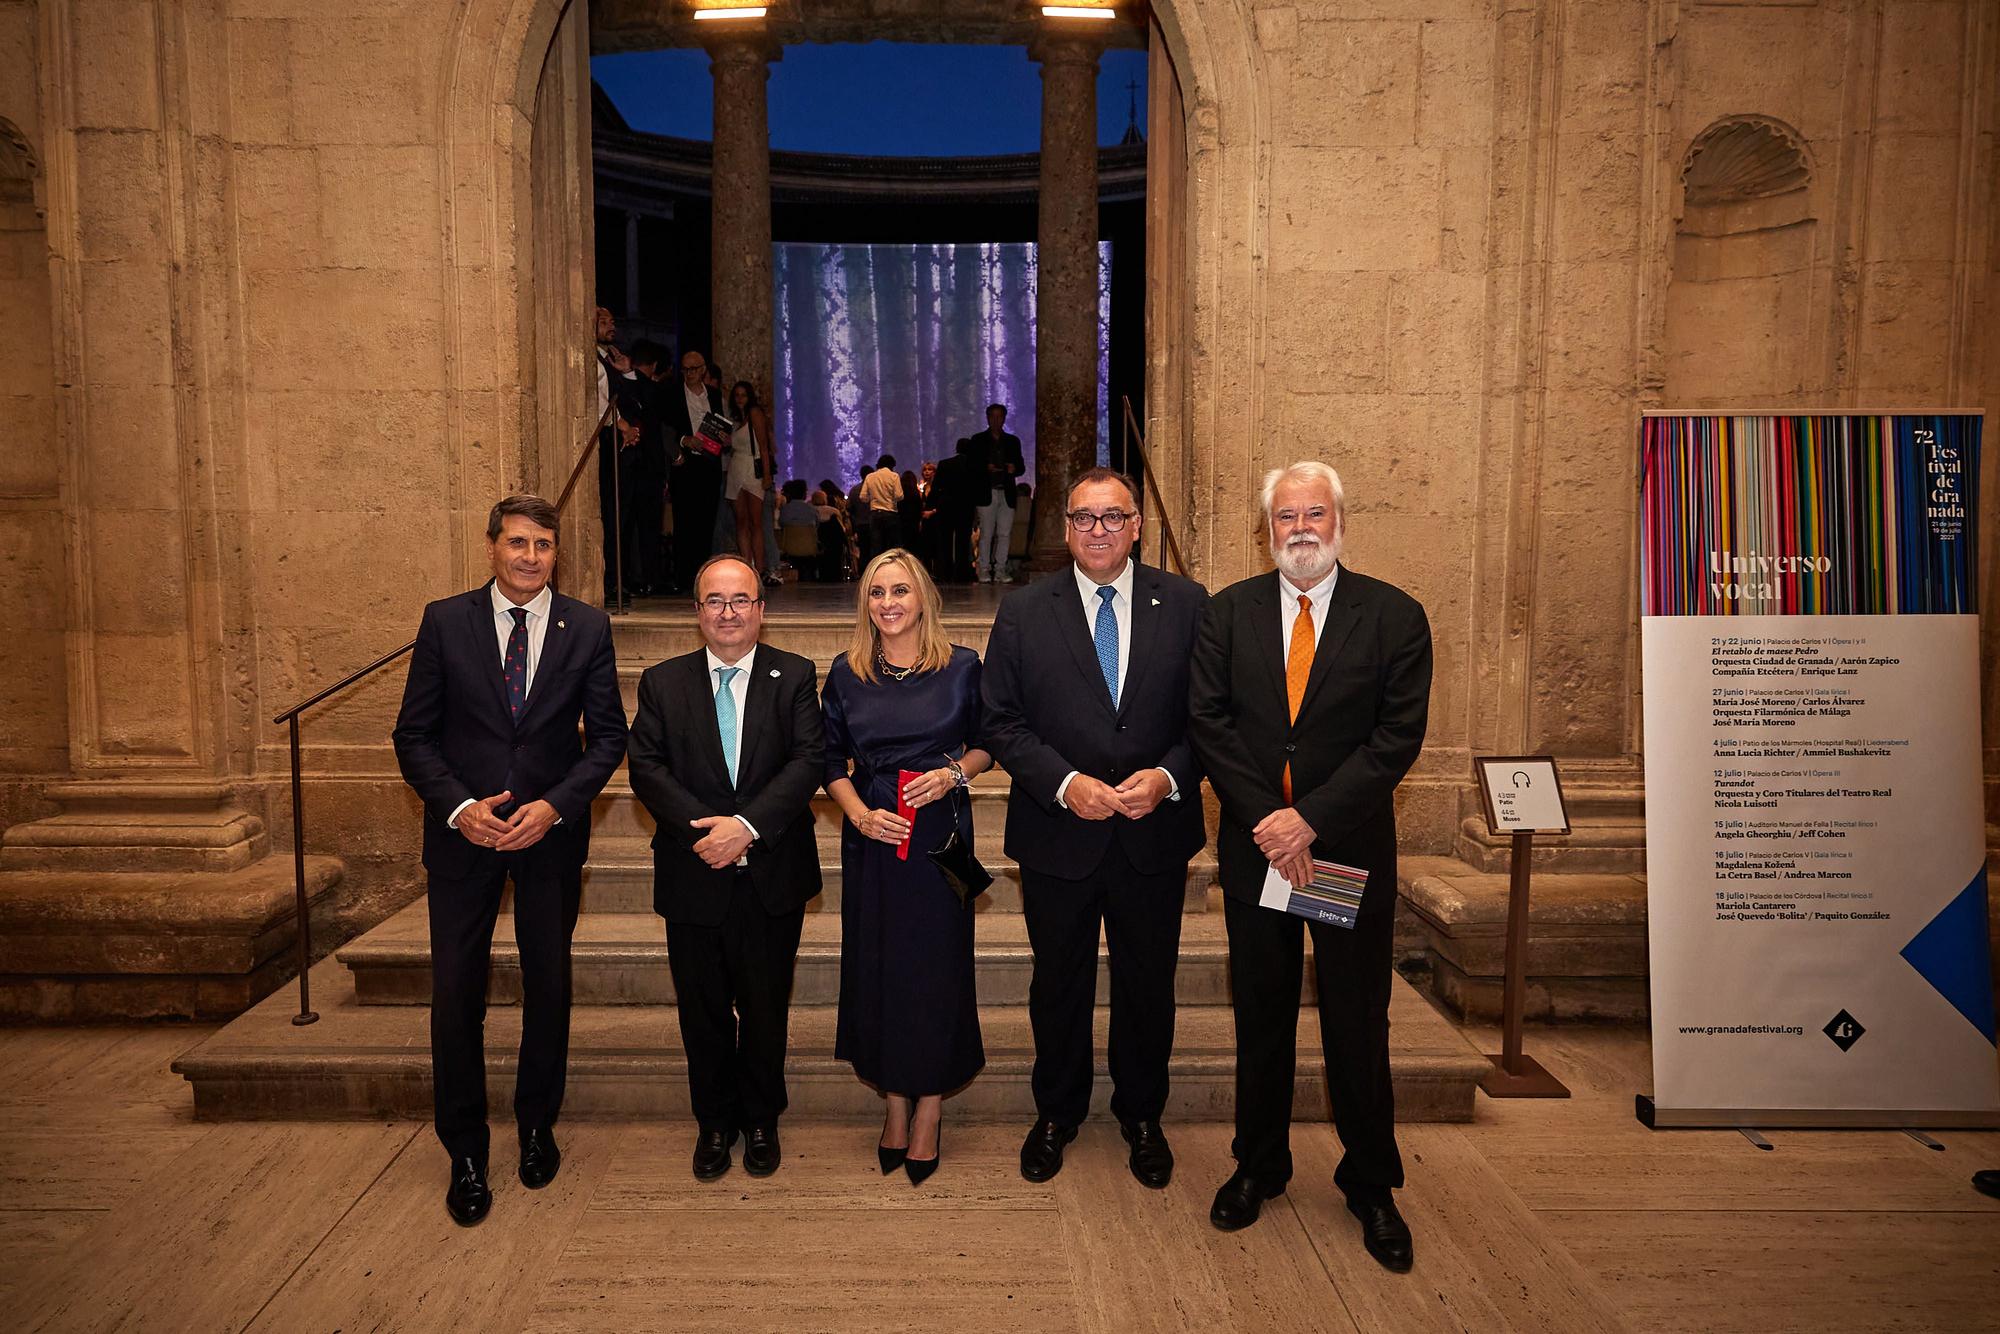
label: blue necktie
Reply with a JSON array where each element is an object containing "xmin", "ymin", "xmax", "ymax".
[
  {"xmin": 502, "ymin": 607, "xmax": 529, "ymax": 720},
  {"xmin": 714, "ymin": 666, "xmax": 741, "ymax": 786},
  {"xmin": 1093, "ymin": 585, "xmax": 1120, "ymax": 708}
]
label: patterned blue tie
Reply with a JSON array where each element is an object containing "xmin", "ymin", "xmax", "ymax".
[
  {"xmin": 502, "ymin": 607, "xmax": 529, "ymax": 720},
  {"xmin": 1093, "ymin": 585, "xmax": 1120, "ymax": 708},
  {"xmin": 714, "ymin": 666, "xmax": 741, "ymax": 787}
]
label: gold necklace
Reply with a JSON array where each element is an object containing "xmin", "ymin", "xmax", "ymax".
[{"xmin": 875, "ymin": 648, "xmax": 918, "ymax": 681}]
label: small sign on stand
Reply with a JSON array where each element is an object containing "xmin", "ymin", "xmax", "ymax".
[{"xmin": 1472, "ymin": 756, "xmax": 1573, "ymax": 1099}]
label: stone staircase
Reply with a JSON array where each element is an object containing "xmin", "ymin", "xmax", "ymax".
[{"xmin": 173, "ymin": 596, "xmax": 1491, "ymax": 1125}]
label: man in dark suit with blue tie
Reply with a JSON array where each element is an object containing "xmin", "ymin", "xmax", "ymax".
[
  {"xmin": 981, "ymin": 467, "xmax": 1208, "ymax": 1188},
  {"xmin": 626, "ymin": 554, "xmax": 825, "ymax": 1181},
  {"xmin": 392, "ymin": 494, "xmax": 629, "ymax": 1226}
]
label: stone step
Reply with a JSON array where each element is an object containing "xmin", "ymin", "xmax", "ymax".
[
  {"xmin": 170, "ymin": 957, "xmax": 1489, "ymax": 1124},
  {"xmin": 574, "ymin": 836, "xmax": 1220, "ymax": 915},
  {"xmin": 1396, "ymin": 854, "xmax": 1649, "ymax": 1022},
  {"xmin": 1452, "ymin": 815, "xmax": 1649, "ymax": 874},
  {"xmin": 341, "ymin": 901, "xmax": 1274, "ymax": 1007}
]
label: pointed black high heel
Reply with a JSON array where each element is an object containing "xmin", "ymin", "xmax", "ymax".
[
  {"xmin": 878, "ymin": 1142, "xmax": 908, "ymax": 1174},
  {"xmin": 904, "ymin": 1119, "xmax": 942, "ymax": 1186}
]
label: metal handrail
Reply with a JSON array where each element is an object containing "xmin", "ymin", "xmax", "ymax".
[
  {"xmin": 1121, "ymin": 394, "xmax": 1187, "ymax": 576},
  {"xmin": 268, "ymin": 399, "xmax": 616, "ymax": 1025}
]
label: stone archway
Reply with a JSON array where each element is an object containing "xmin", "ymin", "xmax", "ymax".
[{"xmin": 442, "ymin": 0, "xmax": 1248, "ymax": 588}]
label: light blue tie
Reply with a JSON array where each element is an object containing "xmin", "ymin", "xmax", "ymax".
[
  {"xmin": 714, "ymin": 666, "xmax": 741, "ymax": 786},
  {"xmin": 1093, "ymin": 585, "xmax": 1120, "ymax": 708}
]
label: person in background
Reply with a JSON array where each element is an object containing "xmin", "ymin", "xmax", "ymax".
[
  {"xmin": 724, "ymin": 381, "xmax": 780, "ymax": 588},
  {"xmin": 664, "ymin": 350, "xmax": 727, "ymax": 596},
  {"xmin": 857, "ymin": 454, "xmax": 903, "ymax": 566},
  {"xmin": 823, "ymin": 549, "xmax": 991, "ymax": 1184},
  {"xmin": 974, "ymin": 404, "xmax": 1025, "ymax": 584},
  {"xmin": 897, "ymin": 469, "xmax": 924, "ymax": 551}
]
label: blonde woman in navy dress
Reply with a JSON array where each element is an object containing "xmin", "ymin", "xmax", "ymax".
[{"xmin": 823, "ymin": 548, "xmax": 991, "ymax": 1183}]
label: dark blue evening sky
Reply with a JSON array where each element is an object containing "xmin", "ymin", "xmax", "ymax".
[{"xmin": 593, "ymin": 43, "xmax": 1148, "ymax": 155}]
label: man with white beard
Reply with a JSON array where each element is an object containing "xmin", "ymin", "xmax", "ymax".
[{"xmin": 1186, "ymin": 461, "xmax": 1432, "ymax": 1271}]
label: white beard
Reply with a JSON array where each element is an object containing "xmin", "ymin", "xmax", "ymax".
[{"xmin": 1271, "ymin": 533, "xmax": 1340, "ymax": 585}]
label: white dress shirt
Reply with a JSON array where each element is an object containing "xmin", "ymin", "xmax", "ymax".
[
  {"xmin": 1278, "ymin": 564, "xmax": 1340, "ymax": 659},
  {"xmin": 447, "ymin": 583, "xmax": 555, "ymax": 830},
  {"xmin": 685, "ymin": 384, "xmax": 711, "ymax": 439},
  {"xmin": 704, "ymin": 645, "xmax": 761, "ymax": 857},
  {"xmin": 1054, "ymin": 559, "xmax": 1179, "ymax": 809}
]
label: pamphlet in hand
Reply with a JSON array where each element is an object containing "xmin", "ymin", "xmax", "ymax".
[
  {"xmin": 692, "ymin": 410, "xmax": 734, "ymax": 456},
  {"xmin": 894, "ymin": 769, "xmax": 920, "ymax": 862},
  {"xmin": 1258, "ymin": 857, "xmax": 1367, "ymax": 929}
]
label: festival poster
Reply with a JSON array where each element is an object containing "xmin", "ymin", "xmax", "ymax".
[{"xmin": 1639, "ymin": 413, "xmax": 1997, "ymax": 1126}]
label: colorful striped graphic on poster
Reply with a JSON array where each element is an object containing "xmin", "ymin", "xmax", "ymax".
[{"xmin": 1639, "ymin": 414, "xmax": 1979, "ymax": 617}]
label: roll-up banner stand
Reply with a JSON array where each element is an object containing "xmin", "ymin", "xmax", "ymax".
[{"xmin": 1638, "ymin": 412, "xmax": 1998, "ymax": 1128}]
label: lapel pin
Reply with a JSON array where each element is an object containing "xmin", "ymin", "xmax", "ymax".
[
  {"xmin": 1151, "ymin": 597, "xmax": 1161, "ymax": 607},
  {"xmin": 769, "ymin": 668, "xmax": 780, "ymax": 678},
  {"xmin": 556, "ymin": 619, "xmax": 565, "ymax": 629}
]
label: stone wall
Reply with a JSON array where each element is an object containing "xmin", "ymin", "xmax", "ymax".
[{"xmin": 0, "ymin": 0, "xmax": 1992, "ymax": 931}]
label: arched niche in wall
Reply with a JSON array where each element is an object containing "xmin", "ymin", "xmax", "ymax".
[
  {"xmin": 0, "ymin": 117, "xmax": 41, "ymax": 217},
  {"xmin": 1661, "ymin": 117, "xmax": 1816, "ymax": 402}
]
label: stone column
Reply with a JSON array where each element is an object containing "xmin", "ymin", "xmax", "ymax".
[
  {"xmin": 623, "ymin": 209, "xmax": 642, "ymax": 320},
  {"xmin": 1029, "ymin": 33, "xmax": 1103, "ymax": 571},
  {"xmin": 706, "ymin": 36, "xmax": 779, "ymax": 398}
]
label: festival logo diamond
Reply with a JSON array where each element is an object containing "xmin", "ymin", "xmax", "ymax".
[{"xmin": 1822, "ymin": 1009, "xmax": 1865, "ymax": 1052}]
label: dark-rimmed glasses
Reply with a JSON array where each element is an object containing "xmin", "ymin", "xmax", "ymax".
[{"xmin": 1067, "ymin": 509, "xmax": 1134, "ymax": 533}]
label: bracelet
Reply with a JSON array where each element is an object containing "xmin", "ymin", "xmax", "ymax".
[{"xmin": 946, "ymin": 759, "xmax": 967, "ymax": 788}]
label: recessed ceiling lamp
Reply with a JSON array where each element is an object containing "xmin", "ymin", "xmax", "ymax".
[
  {"xmin": 692, "ymin": 4, "xmax": 768, "ymax": 18},
  {"xmin": 1041, "ymin": 5, "xmax": 1116, "ymax": 18}
]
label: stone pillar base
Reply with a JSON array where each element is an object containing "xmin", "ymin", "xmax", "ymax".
[
  {"xmin": 0, "ymin": 780, "xmax": 344, "ymax": 1020},
  {"xmin": 0, "ymin": 781, "xmax": 269, "ymax": 874}
]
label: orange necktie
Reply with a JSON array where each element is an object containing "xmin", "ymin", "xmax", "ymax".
[{"xmin": 1282, "ymin": 594, "xmax": 1314, "ymax": 801}]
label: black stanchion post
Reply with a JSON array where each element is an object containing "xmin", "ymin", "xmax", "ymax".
[{"xmin": 287, "ymin": 714, "xmax": 319, "ymax": 1026}]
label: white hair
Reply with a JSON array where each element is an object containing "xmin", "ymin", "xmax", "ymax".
[{"xmin": 1260, "ymin": 461, "xmax": 1345, "ymax": 523}]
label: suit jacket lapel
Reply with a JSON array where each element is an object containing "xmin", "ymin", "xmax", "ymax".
[
  {"xmin": 1117, "ymin": 566, "xmax": 1166, "ymax": 719},
  {"xmin": 1051, "ymin": 573, "xmax": 1117, "ymax": 720},
  {"xmin": 1297, "ymin": 566, "xmax": 1362, "ymax": 718},
  {"xmin": 733, "ymin": 654, "xmax": 777, "ymax": 793},
  {"xmin": 465, "ymin": 585, "xmax": 514, "ymax": 726},
  {"xmin": 687, "ymin": 654, "xmax": 733, "ymax": 791},
  {"xmin": 514, "ymin": 594, "xmax": 580, "ymax": 731},
  {"xmin": 1249, "ymin": 574, "xmax": 1288, "ymax": 714}
]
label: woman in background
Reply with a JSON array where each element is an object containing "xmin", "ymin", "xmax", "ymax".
[{"xmin": 724, "ymin": 380, "xmax": 779, "ymax": 587}]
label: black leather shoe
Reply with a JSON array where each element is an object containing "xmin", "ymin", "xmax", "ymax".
[
  {"xmin": 1120, "ymin": 1119, "xmax": 1174, "ymax": 1188},
  {"xmin": 743, "ymin": 1125, "xmax": 781, "ymax": 1177},
  {"xmin": 1209, "ymin": 1170, "xmax": 1284, "ymax": 1231},
  {"xmin": 692, "ymin": 1126, "xmax": 738, "ymax": 1181},
  {"xmin": 445, "ymin": 1156, "xmax": 491, "ymax": 1227},
  {"xmin": 1019, "ymin": 1119, "xmax": 1077, "ymax": 1183},
  {"xmin": 1347, "ymin": 1194, "xmax": 1414, "ymax": 1272},
  {"xmin": 878, "ymin": 1142, "xmax": 908, "ymax": 1174},
  {"xmin": 518, "ymin": 1127, "xmax": 560, "ymax": 1189},
  {"xmin": 1975, "ymin": 1169, "xmax": 2000, "ymax": 1199}
]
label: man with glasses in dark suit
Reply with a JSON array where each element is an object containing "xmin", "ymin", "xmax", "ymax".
[
  {"xmin": 626, "ymin": 555, "xmax": 825, "ymax": 1180},
  {"xmin": 981, "ymin": 467, "xmax": 1208, "ymax": 1189}
]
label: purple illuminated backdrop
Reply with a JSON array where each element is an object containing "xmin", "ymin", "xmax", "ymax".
[{"xmin": 769, "ymin": 241, "xmax": 1111, "ymax": 490}]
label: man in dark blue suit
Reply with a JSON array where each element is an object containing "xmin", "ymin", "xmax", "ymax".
[
  {"xmin": 981, "ymin": 467, "xmax": 1208, "ymax": 1188},
  {"xmin": 392, "ymin": 494, "xmax": 628, "ymax": 1226}
]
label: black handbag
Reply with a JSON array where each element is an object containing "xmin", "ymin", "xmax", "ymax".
[{"xmin": 926, "ymin": 773, "xmax": 992, "ymax": 907}]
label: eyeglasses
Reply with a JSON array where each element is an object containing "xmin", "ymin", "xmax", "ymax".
[
  {"xmin": 1067, "ymin": 509, "xmax": 1133, "ymax": 533},
  {"xmin": 1273, "ymin": 506, "xmax": 1332, "ymax": 527},
  {"xmin": 682, "ymin": 362, "xmax": 706, "ymax": 374},
  {"xmin": 698, "ymin": 594, "xmax": 761, "ymax": 613}
]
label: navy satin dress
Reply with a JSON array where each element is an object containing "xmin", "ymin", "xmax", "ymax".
[{"xmin": 824, "ymin": 645, "xmax": 986, "ymax": 1095}]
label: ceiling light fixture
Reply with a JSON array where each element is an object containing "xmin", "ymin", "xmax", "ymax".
[
  {"xmin": 692, "ymin": 4, "xmax": 768, "ymax": 18},
  {"xmin": 1041, "ymin": 5, "xmax": 1116, "ymax": 18}
]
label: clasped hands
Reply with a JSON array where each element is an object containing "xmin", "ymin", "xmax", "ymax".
[
  {"xmin": 1065, "ymin": 770, "xmax": 1172, "ymax": 822},
  {"xmin": 456, "ymin": 791, "xmax": 560, "ymax": 852},
  {"xmin": 690, "ymin": 815, "xmax": 753, "ymax": 868},
  {"xmin": 1255, "ymin": 807, "xmax": 1318, "ymax": 888},
  {"xmin": 853, "ymin": 767, "xmax": 958, "ymax": 846}
]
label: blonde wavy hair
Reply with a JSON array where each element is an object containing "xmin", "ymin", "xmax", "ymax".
[{"xmin": 846, "ymin": 548, "xmax": 953, "ymax": 683}]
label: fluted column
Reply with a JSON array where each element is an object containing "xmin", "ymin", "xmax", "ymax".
[
  {"xmin": 706, "ymin": 36, "xmax": 779, "ymax": 398},
  {"xmin": 1029, "ymin": 33, "xmax": 1103, "ymax": 571}
]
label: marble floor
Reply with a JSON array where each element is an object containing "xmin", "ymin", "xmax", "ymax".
[{"xmin": 3, "ymin": 1022, "xmax": 1996, "ymax": 1332}]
